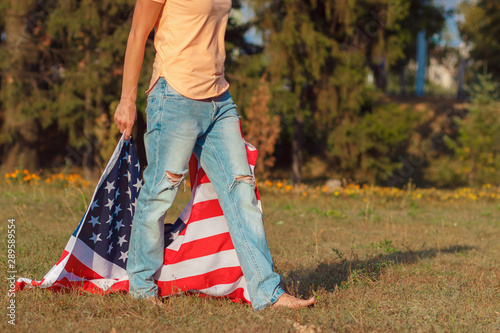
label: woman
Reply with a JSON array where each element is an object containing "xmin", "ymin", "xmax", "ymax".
[{"xmin": 114, "ymin": 0, "xmax": 316, "ymax": 310}]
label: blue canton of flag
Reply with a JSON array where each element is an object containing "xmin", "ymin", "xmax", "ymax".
[{"xmin": 75, "ymin": 137, "xmax": 142, "ymax": 270}]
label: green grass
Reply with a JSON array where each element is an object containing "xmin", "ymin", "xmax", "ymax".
[{"xmin": 1, "ymin": 182, "xmax": 499, "ymax": 332}]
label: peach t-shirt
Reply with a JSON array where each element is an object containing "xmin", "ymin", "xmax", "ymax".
[{"xmin": 148, "ymin": 0, "xmax": 231, "ymax": 99}]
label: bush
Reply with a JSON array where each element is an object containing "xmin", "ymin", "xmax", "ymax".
[
  {"xmin": 446, "ymin": 74, "xmax": 500, "ymax": 186},
  {"xmin": 327, "ymin": 103, "xmax": 417, "ymax": 184}
]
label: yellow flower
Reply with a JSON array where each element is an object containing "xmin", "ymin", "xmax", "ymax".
[{"xmin": 5, "ymin": 173, "xmax": 10, "ymax": 178}]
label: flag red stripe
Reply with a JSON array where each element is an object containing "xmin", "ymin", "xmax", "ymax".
[
  {"xmin": 187, "ymin": 199, "xmax": 223, "ymax": 223},
  {"xmin": 164, "ymin": 232, "xmax": 234, "ymax": 265},
  {"xmin": 156, "ymin": 266, "xmax": 243, "ymax": 296},
  {"xmin": 56, "ymin": 250, "xmax": 70, "ymax": 265},
  {"xmin": 65, "ymin": 254, "xmax": 105, "ymax": 280}
]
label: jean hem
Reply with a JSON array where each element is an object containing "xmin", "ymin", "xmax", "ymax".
[{"xmin": 253, "ymin": 285, "xmax": 285, "ymax": 311}]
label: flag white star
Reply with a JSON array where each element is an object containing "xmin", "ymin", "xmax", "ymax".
[
  {"xmin": 135, "ymin": 162, "xmax": 140, "ymax": 171},
  {"xmin": 88, "ymin": 216, "xmax": 100, "ymax": 227},
  {"xmin": 115, "ymin": 219, "xmax": 124, "ymax": 231},
  {"xmin": 104, "ymin": 215, "xmax": 112, "ymax": 224},
  {"xmin": 114, "ymin": 188, "xmax": 121, "ymax": 200},
  {"xmin": 117, "ymin": 235, "xmax": 128, "ymax": 247},
  {"xmin": 127, "ymin": 171, "xmax": 132, "ymax": 182},
  {"xmin": 107, "ymin": 228, "xmax": 114, "ymax": 239},
  {"xmin": 133, "ymin": 179, "xmax": 143, "ymax": 191},
  {"xmin": 107, "ymin": 243, "xmax": 114, "ymax": 254},
  {"xmin": 131, "ymin": 197, "xmax": 138, "ymax": 209},
  {"xmin": 119, "ymin": 251, "xmax": 128, "ymax": 263},
  {"xmin": 89, "ymin": 233, "xmax": 102, "ymax": 244},
  {"xmin": 169, "ymin": 229, "xmax": 181, "ymax": 241},
  {"xmin": 104, "ymin": 181, "xmax": 115, "ymax": 194},
  {"xmin": 126, "ymin": 187, "xmax": 132, "ymax": 199},
  {"xmin": 114, "ymin": 204, "xmax": 122, "ymax": 216},
  {"xmin": 90, "ymin": 199, "xmax": 99, "ymax": 211},
  {"xmin": 127, "ymin": 204, "xmax": 134, "ymax": 215},
  {"xmin": 104, "ymin": 198, "xmax": 113, "ymax": 210}
]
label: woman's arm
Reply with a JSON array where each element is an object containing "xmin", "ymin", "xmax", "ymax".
[{"xmin": 114, "ymin": 0, "xmax": 163, "ymax": 140}]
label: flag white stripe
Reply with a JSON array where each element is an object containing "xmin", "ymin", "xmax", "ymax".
[
  {"xmin": 71, "ymin": 237, "xmax": 127, "ymax": 279},
  {"xmin": 156, "ymin": 249, "xmax": 240, "ymax": 282},
  {"xmin": 195, "ymin": 275, "xmax": 248, "ymax": 298}
]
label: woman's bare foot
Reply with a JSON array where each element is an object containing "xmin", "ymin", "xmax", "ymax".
[{"xmin": 271, "ymin": 293, "xmax": 317, "ymax": 309}]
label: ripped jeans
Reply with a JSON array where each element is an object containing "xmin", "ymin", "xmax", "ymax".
[{"xmin": 126, "ymin": 77, "xmax": 284, "ymax": 310}]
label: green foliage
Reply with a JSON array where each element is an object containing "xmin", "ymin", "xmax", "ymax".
[
  {"xmin": 246, "ymin": 0, "xmax": 421, "ymax": 183},
  {"xmin": 446, "ymin": 74, "xmax": 500, "ymax": 186},
  {"xmin": 328, "ymin": 103, "xmax": 417, "ymax": 183},
  {"xmin": 460, "ymin": 0, "xmax": 500, "ymax": 79}
]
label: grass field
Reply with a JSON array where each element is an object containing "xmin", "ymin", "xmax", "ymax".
[{"xmin": 1, "ymin": 178, "xmax": 499, "ymax": 332}]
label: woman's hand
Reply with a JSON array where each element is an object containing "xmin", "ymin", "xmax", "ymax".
[
  {"xmin": 114, "ymin": 99, "xmax": 137, "ymax": 140},
  {"xmin": 113, "ymin": 0, "xmax": 163, "ymax": 140}
]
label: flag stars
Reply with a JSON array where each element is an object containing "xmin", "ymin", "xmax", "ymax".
[
  {"xmin": 114, "ymin": 188, "xmax": 121, "ymax": 200},
  {"xmin": 119, "ymin": 251, "xmax": 128, "ymax": 263},
  {"xmin": 105, "ymin": 198, "xmax": 114, "ymax": 210},
  {"xmin": 90, "ymin": 233, "xmax": 102, "ymax": 244},
  {"xmin": 107, "ymin": 228, "xmax": 114, "ymax": 240},
  {"xmin": 169, "ymin": 229, "xmax": 180, "ymax": 241},
  {"xmin": 127, "ymin": 204, "xmax": 134, "ymax": 215},
  {"xmin": 104, "ymin": 215, "xmax": 113, "ymax": 224},
  {"xmin": 135, "ymin": 162, "xmax": 140, "ymax": 171},
  {"xmin": 88, "ymin": 216, "xmax": 100, "ymax": 227},
  {"xmin": 115, "ymin": 219, "xmax": 124, "ymax": 231},
  {"xmin": 90, "ymin": 199, "xmax": 99, "ymax": 211},
  {"xmin": 107, "ymin": 243, "xmax": 114, "ymax": 254},
  {"xmin": 126, "ymin": 187, "xmax": 132, "ymax": 199},
  {"xmin": 133, "ymin": 179, "xmax": 143, "ymax": 191},
  {"xmin": 114, "ymin": 204, "xmax": 122, "ymax": 216},
  {"xmin": 104, "ymin": 181, "xmax": 116, "ymax": 194},
  {"xmin": 117, "ymin": 235, "xmax": 128, "ymax": 247}
]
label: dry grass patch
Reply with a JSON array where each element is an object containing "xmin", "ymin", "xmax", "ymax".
[{"xmin": 1, "ymin": 182, "xmax": 499, "ymax": 332}]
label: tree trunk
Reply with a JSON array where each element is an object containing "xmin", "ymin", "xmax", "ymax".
[
  {"xmin": 400, "ymin": 67, "xmax": 406, "ymax": 96},
  {"xmin": 82, "ymin": 33, "xmax": 100, "ymax": 180},
  {"xmin": 1, "ymin": 0, "xmax": 40, "ymax": 172},
  {"xmin": 291, "ymin": 116, "xmax": 303, "ymax": 184}
]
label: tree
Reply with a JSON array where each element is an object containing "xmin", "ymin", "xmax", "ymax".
[
  {"xmin": 446, "ymin": 74, "xmax": 500, "ymax": 186},
  {"xmin": 460, "ymin": 0, "xmax": 500, "ymax": 79},
  {"xmin": 0, "ymin": 0, "xmax": 57, "ymax": 172},
  {"xmin": 46, "ymin": 0, "xmax": 148, "ymax": 179},
  {"xmin": 249, "ymin": 0, "xmax": 414, "ymax": 183},
  {"xmin": 391, "ymin": 0, "xmax": 447, "ymax": 95}
]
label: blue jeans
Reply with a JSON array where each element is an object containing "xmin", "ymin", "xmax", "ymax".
[{"xmin": 127, "ymin": 77, "xmax": 284, "ymax": 310}]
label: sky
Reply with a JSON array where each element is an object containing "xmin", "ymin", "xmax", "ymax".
[{"xmin": 434, "ymin": 0, "xmax": 463, "ymax": 47}]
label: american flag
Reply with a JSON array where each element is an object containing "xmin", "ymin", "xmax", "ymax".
[{"xmin": 16, "ymin": 135, "xmax": 255, "ymax": 304}]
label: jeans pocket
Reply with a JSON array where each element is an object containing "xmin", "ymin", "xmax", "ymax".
[{"xmin": 145, "ymin": 95, "xmax": 156, "ymax": 117}]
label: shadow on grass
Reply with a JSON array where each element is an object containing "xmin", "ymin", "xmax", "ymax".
[{"xmin": 284, "ymin": 245, "xmax": 475, "ymax": 296}]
